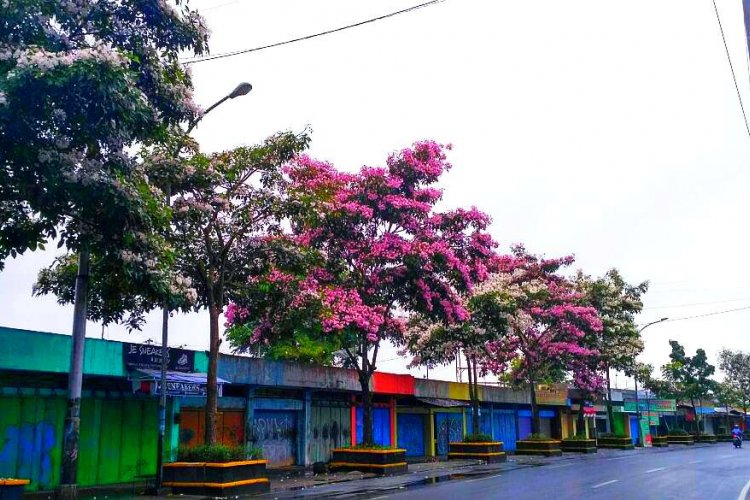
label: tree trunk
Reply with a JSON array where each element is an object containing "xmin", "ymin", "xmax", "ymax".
[
  {"xmin": 205, "ymin": 304, "xmax": 221, "ymax": 444},
  {"xmin": 61, "ymin": 249, "xmax": 90, "ymax": 490},
  {"xmin": 605, "ymin": 365, "xmax": 614, "ymax": 432},
  {"xmin": 577, "ymin": 399, "xmax": 586, "ymax": 437},
  {"xmin": 359, "ymin": 370, "xmax": 374, "ymax": 446},
  {"xmin": 465, "ymin": 354, "xmax": 480, "ymax": 435},
  {"xmin": 530, "ymin": 378, "xmax": 540, "ymax": 435}
]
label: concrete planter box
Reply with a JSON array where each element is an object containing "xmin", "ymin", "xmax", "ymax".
[
  {"xmin": 163, "ymin": 460, "xmax": 269, "ymax": 497},
  {"xmin": 448, "ymin": 442, "xmax": 507, "ymax": 463},
  {"xmin": 695, "ymin": 434, "xmax": 717, "ymax": 443},
  {"xmin": 330, "ymin": 448, "xmax": 408, "ymax": 476},
  {"xmin": 561, "ymin": 439, "xmax": 597, "ymax": 453},
  {"xmin": 515, "ymin": 440, "xmax": 562, "ymax": 456},
  {"xmin": 651, "ymin": 436, "xmax": 669, "ymax": 447},
  {"xmin": 667, "ymin": 435, "xmax": 695, "ymax": 445},
  {"xmin": 717, "ymin": 434, "xmax": 734, "ymax": 442},
  {"xmin": 596, "ymin": 437, "xmax": 634, "ymax": 450},
  {"xmin": 0, "ymin": 479, "xmax": 29, "ymax": 500}
]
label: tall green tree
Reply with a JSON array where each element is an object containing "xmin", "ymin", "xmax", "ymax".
[
  {"xmin": 0, "ymin": 1, "xmax": 208, "ymax": 488},
  {"xmin": 165, "ymin": 130, "xmax": 310, "ymax": 444},
  {"xmin": 662, "ymin": 340, "xmax": 715, "ymax": 432},
  {"xmin": 719, "ymin": 349, "xmax": 750, "ymax": 419},
  {"xmin": 576, "ymin": 269, "xmax": 648, "ymax": 431}
]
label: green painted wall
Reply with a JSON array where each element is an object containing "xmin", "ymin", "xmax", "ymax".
[
  {"xmin": 0, "ymin": 395, "xmax": 163, "ymax": 491},
  {"xmin": 0, "ymin": 327, "xmax": 208, "ymax": 375}
]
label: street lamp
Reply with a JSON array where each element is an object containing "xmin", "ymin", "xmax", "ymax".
[
  {"xmin": 154, "ymin": 82, "xmax": 252, "ymax": 491},
  {"xmin": 633, "ymin": 317, "xmax": 668, "ymax": 447}
]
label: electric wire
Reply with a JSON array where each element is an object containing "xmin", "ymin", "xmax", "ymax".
[
  {"xmin": 711, "ymin": 0, "xmax": 750, "ymax": 140},
  {"xmin": 181, "ymin": 0, "xmax": 445, "ymax": 65},
  {"xmin": 663, "ymin": 305, "xmax": 750, "ymax": 323}
]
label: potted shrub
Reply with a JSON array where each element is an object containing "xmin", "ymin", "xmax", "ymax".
[
  {"xmin": 651, "ymin": 435, "xmax": 669, "ymax": 447},
  {"xmin": 164, "ymin": 444, "xmax": 268, "ymax": 497},
  {"xmin": 515, "ymin": 433, "xmax": 562, "ymax": 456},
  {"xmin": 448, "ymin": 433, "xmax": 507, "ymax": 463},
  {"xmin": 561, "ymin": 433, "xmax": 597, "ymax": 453},
  {"xmin": 717, "ymin": 433, "xmax": 734, "ymax": 442},
  {"xmin": 330, "ymin": 445, "xmax": 407, "ymax": 476},
  {"xmin": 666, "ymin": 428, "xmax": 695, "ymax": 445},
  {"xmin": 695, "ymin": 432, "xmax": 717, "ymax": 443},
  {"xmin": 596, "ymin": 432, "xmax": 634, "ymax": 450},
  {"xmin": 0, "ymin": 479, "xmax": 30, "ymax": 500}
]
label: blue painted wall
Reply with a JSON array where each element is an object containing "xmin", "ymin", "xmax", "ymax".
[
  {"xmin": 493, "ymin": 410, "xmax": 517, "ymax": 451},
  {"xmin": 434, "ymin": 412, "xmax": 462, "ymax": 456},
  {"xmin": 356, "ymin": 407, "xmax": 391, "ymax": 446},
  {"xmin": 397, "ymin": 413, "xmax": 425, "ymax": 456}
]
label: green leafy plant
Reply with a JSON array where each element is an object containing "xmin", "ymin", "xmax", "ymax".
[
  {"xmin": 464, "ymin": 433, "xmax": 493, "ymax": 443},
  {"xmin": 348, "ymin": 443, "xmax": 396, "ymax": 450},
  {"xmin": 524, "ymin": 433, "xmax": 551, "ymax": 441},
  {"xmin": 598, "ymin": 432, "xmax": 627, "ymax": 438},
  {"xmin": 176, "ymin": 444, "xmax": 253, "ymax": 462},
  {"xmin": 669, "ymin": 428, "xmax": 690, "ymax": 436},
  {"xmin": 563, "ymin": 434, "xmax": 590, "ymax": 441}
]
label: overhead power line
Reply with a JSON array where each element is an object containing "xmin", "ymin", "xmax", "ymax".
[
  {"xmin": 182, "ymin": 0, "xmax": 445, "ymax": 65},
  {"xmin": 711, "ymin": 0, "xmax": 750, "ymax": 140},
  {"xmin": 663, "ymin": 304, "xmax": 750, "ymax": 323}
]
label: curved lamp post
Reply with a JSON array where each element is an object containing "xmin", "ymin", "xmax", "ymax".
[
  {"xmin": 155, "ymin": 82, "xmax": 253, "ymax": 490},
  {"xmin": 633, "ymin": 317, "xmax": 669, "ymax": 447}
]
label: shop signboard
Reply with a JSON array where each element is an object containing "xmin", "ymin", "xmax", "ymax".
[
  {"xmin": 624, "ymin": 399, "xmax": 676, "ymax": 413},
  {"xmin": 123, "ymin": 342, "xmax": 195, "ymax": 372}
]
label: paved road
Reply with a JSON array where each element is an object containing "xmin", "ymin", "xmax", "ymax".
[{"xmin": 382, "ymin": 444, "xmax": 750, "ymax": 500}]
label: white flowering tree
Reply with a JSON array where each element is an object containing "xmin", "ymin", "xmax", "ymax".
[
  {"xmin": 0, "ymin": 0, "xmax": 208, "ymax": 488},
  {"xmin": 162, "ymin": 130, "xmax": 311, "ymax": 444},
  {"xmin": 575, "ymin": 269, "xmax": 648, "ymax": 431}
]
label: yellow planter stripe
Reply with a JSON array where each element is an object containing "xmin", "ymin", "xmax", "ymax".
[
  {"xmin": 164, "ymin": 460, "xmax": 267, "ymax": 468},
  {"xmin": 330, "ymin": 461, "xmax": 408, "ymax": 469},
  {"xmin": 448, "ymin": 442, "xmax": 503, "ymax": 446},
  {"xmin": 0, "ymin": 480, "xmax": 30, "ymax": 486},
  {"xmin": 448, "ymin": 452, "xmax": 505, "ymax": 457},
  {"xmin": 516, "ymin": 450, "xmax": 559, "ymax": 455},
  {"xmin": 330, "ymin": 448, "xmax": 406, "ymax": 454},
  {"xmin": 517, "ymin": 440, "xmax": 561, "ymax": 444},
  {"xmin": 164, "ymin": 478, "xmax": 269, "ymax": 488}
]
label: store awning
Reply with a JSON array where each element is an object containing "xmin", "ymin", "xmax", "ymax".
[
  {"xmin": 416, "ymin": 397, "xmax": 469, "ymax": 408},
  {"xmin": 130, "ymin": 369, "xmax": 228, "ymax": 397}
]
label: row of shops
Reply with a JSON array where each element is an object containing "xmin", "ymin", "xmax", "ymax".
[{"xmin": 0, "ymin": 327, "xmax": 746, "ymax": 492}]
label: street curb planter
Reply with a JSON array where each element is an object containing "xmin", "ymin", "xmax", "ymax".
[
  {"xmin": 695, "ymin": 434, "xmax": 717, "ymax": 443},
  {"xmin": 329, "ymin": 448, "xmax": 408, "ymax": 476},
  {"xmin": 448, "ymin": 442, "xmax": 507, "ymax": 463},
  {"xmin": 718, "ymin": 434, "xmax": 734, "ymax": 442},
  {"xmin": 651, "ymin": 436, "xmax": 669, "ymax": 447},
  {"xmin": 561, "ymin": 439, "xmax": 597, "ymax": 453},
  {"xmin": 667, "ymin": 435, "xmax": 695, "ymax": 445},
  {"xmin": 596, "ymin": 437, "xmax": 634, "ymax": 450},
  {"xmin": 163, "ymin": 460, "xmax": 270, "ymax": 497},
  {"xmin": 0, "ymin": 479, "xmax": 30, "ymax": 500},
  {"xmin": 515, "ymin": 440, "xmax": 562, "ymax": 457}
]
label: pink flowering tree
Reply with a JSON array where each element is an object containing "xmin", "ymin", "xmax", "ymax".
[
  {"xmin": 226, "ymin": 141, "xmax": 497, "ymax": 446},
  {"xmin": 482, "ymin": 247, "xmax": 604, "ymax": 435}
]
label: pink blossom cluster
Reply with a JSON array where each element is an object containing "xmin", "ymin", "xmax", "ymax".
[{"xmin": 11, "ymin": 43, "xmax": 128, "ymax": 73}]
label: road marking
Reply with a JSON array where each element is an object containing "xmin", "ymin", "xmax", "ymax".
[
  {"xmin": 720, "ymin": 454, "xmax": 735, "ymax": 458},
  {"xmin": 645, "ymin": 467, "xmax": 666, "ymax": 473},
  {"xmin": 689, "ymin": 460, "xmax": 702, "ymax": 464},
  {"xmin": 738, "ymin": 475, "xmax": 750, "ymax": 500},
  {"xmin": 592, "ymin": 480, "xmax": 619, "ymax": 489}
]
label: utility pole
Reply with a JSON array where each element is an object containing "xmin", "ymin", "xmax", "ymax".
[
  {"xmin": 633, "ymin": 317, "xmax": 668, "ymax": 447},
  {"xmin": 59, "ymin": 249, "xmax": 90, "ymax": 500}
]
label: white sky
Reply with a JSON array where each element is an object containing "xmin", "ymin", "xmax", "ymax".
[{"xmin": 2, "ymin": 0, "xmax": 750, "ymax": 387}]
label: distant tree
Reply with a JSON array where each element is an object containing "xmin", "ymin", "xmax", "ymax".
[
  {"xmin": 662, "ymin": 340, "xmax": 716, "ymax": 432},
  {"xmin": 482, "ymin": 248, "xmax": 604, "ymax": 435},
  {"xmin": 719, "ymin": 349, "xmax": 750, "ymax": 418},
  {"xmin": 714, "ymin": 380, "xmax": 742, "ymax": 433},
  {"xmin": 576, "ymin": 270, "xmax": 648, "ymax": 432}
]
